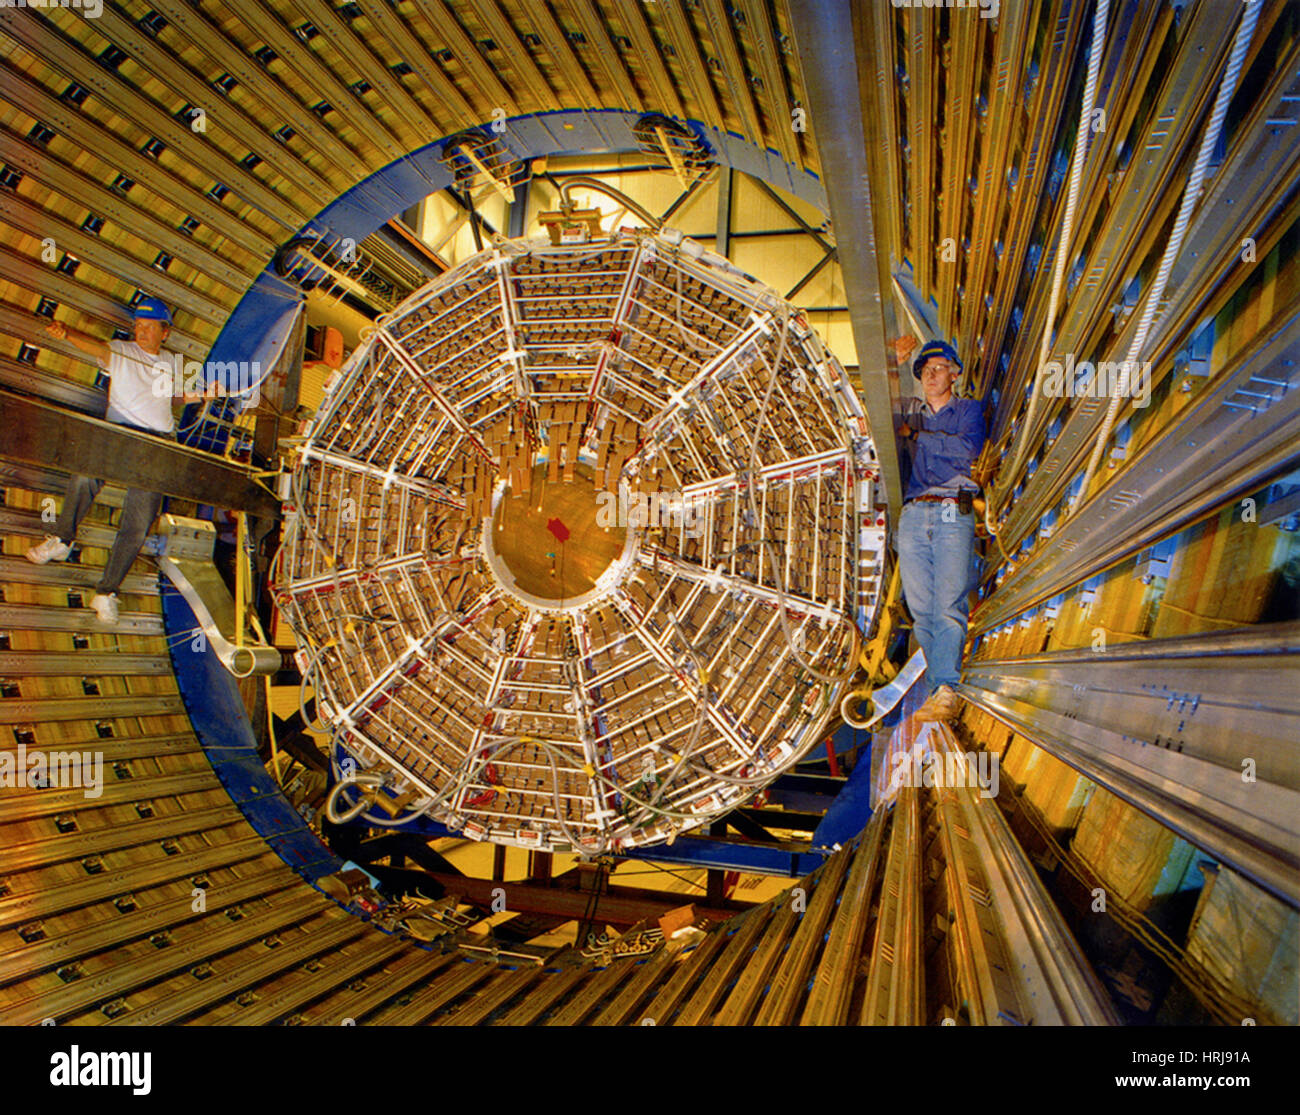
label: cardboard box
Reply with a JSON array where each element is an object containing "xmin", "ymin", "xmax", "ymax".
[
  {"xmin": 1021, "ymin": 747, "xmax": 1094, "ymax": 835},
  {"xmin": 1072, "ymin": 786, "xmax": 1200, "ymax": 912},
  {"xmin": 1186, "ymin": 864, "xmax": 1299, "ymax": 1025}
]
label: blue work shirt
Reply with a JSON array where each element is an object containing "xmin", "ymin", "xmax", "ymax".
[{"xmin": 900, "ymin": 395, "xmax": 987, "ymax": 502}]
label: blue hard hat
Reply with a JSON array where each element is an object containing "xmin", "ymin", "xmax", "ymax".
[
  {"xmin": 133, "ymin": 296, "xmax": 173, "ymax": 324},
  {"xmin": 912, "ymin": 339, "xmax": 963, "ymax": 378}
]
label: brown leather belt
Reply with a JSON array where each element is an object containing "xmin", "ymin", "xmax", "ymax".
[{"xmin": 904, "ymin": 494, "xmax": 957, "ymax": 505}]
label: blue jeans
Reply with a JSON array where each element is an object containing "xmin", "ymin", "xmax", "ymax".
[
  {"xmin": 52, "ymin": 423, "xmax": 172, "ymax": 595},
  {"xmin": 54, "ymin": 477, "xmax": 164, "ymax": 595},
  {"xmin": 897, "ymin": 500, "xmax": 976, "ymax": 693}
]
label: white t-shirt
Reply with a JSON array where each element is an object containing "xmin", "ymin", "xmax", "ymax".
[{"xmin": 100, "ymin": 340, "xmax": 175, "ymax": 434}]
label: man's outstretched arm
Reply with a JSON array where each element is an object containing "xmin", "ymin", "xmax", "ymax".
[{"xmin": 44, "ymin": 319, "xmax": 110, "ymax": 364}]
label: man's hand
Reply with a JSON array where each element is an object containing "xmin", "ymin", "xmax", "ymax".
[
  {"xmin": 44, "ymin": 318, "xmax": 110, "ymax": 362},
  {"xmin": 897, "ymin": 422, "xmax": 914, "ymax": 440},
  {"xmin": 180, "ymin": 380, "xmax": 225, "ymax": 404},
  {"xmin": 892, "ymin": 334, "xmax": 920, "ymax": 366}
]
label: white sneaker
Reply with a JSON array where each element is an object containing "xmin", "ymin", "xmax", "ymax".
[
  {"xmin": 26, "ymin": 535, "xmax": 72, "ymax": 564},
  {"xmin": 90, "ymin": 593, "xmax": 120, "ymax": 624}
]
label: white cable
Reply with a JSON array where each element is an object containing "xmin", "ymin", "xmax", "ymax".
[
  {"xmin": 992, "ymin": 0, "xmax": 1110, "ymax": 516},
  {"xmin": 1077, "ymin": 0, "xmax": 1262, "ymax": 499}
]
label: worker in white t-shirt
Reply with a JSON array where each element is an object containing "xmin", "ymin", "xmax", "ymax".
[{"xmin": 25, "ymin": 298, "xmax": 219, "ymax": 625}]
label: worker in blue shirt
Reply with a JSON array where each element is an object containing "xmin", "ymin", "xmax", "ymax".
[{"xmin": 895, "ymin": 339, "xmax": 987, "ymax": 722}]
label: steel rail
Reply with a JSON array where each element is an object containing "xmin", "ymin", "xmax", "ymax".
[{"xmin": 958, "ymin": 624, "xmax": 1300, "ymax": 904}]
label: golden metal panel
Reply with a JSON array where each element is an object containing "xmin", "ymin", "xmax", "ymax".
[
  {"xmin": 491, "ymin": 960, "xmax": 592, "ymax": 1026},
  {"xmin": 1, "ymin": 890, "xmax": 334, "ymax": 1025},
  {"xmin": 0, "ymin": 769, "xmax": 217, "ymax": 824},
  {"xmin": 218, "ymin": 0, "xmax": 406, "ymax": 163},
  {"xmin": 0, "ymin": 13, "xmax": 303, "ymax": 232},
  {"xmin": 147, "ymin": 915, "xmax": 378, "ymax": 1026},
  {"xmin": 466, "ymin": 1, "xmax": 562, "ymax": 113},
  {"xmin": 635, "ymin": 924, "xmax": 730, "ymax": 1025},
  {"xmin": 543, "ymin": 953, "xmax": 638, "ymax": 1026},
  {"xmin": 88, "ymin": 4, "xmax": 336, "ymax": 208},
  {"xmin": 0, "ymin": 834, "xmax": 268, "ymax": 929},
  {"xmin": 673, "ymin": 903, "xmax": 773, "ymax": 1026},
  {"xmin": 355, "ymin": 1, "xmax": 478, "ymax": 123},
  {"xmin": 699, "ymin": 0, "xmax": 764, "ymax": 144},
  {"xmin": 431, "ymin": 961, "xmax": 546, "ymax": 1026},
  {"xmin": 568, "ymin": 0, "xmax": 644, "ymax": 113},
  {"xmin": 1, "ymin": 804, "xmax": 241, "ymax": 873},
  {"xmin": 589, "ymin": 944, "xmax": 678, "ymax": 1026},
  {"xmin": 285, "ymin": 943, "xmax": 460, "ymax": 1026},
  {"xmin": 800, "ymin": 810, "xmax": 887, "ymax": 1025},
  {"xmin": 753, "ymin": 838, "xmax": 853, "ymax": 1025},
  {"xmin": 860, "ymin": 791, "xmax": 921, "ymax": 1025},
  {"xmin": 0, "ymin": 866, "xmax": 300, "ymax": 985}
]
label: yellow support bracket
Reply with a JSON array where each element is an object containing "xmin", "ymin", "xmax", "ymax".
[
  {"xmin": 857, "ymin": 563, "xmax": 903, "ymax": 685},
  {"xmin": 234, "ymin": 511, "xmax": 247, "ymax": 652}
]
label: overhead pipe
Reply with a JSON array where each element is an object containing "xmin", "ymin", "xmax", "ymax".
[
  {"xmin": 556, "ymin": 176, "xmax": 664, "ymax": 230},
  {"xmin": 787, "ymin": 0, "xmax": 904, "ymax": 517}
]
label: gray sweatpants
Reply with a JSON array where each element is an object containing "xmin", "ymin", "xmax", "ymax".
[{"xmin": 53, "ymin": 477, "xmax": 164, "ymax": 595}]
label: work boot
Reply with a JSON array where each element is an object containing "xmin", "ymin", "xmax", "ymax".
[
  {"xmin": 933, "ymin": 684, "xmax": 962, "ymax": 721},
  {"xmin": 90, "ymin": 593, "xmax": 120, "ymax": 624},
  {"xmin": 915, "ymin": 685, "xmax": 961, "ymax": 723},
  {"xmin": 913, "ymin": 690, "xmax": 943, "ymax": 723},
  {"xmin": 26, "ymin": 535, "xmax": 72, "ymax": 564}
]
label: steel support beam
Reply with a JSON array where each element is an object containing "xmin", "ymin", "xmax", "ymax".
[
  {"xmin": 507, "ymin": 173, "xmax": 531, "ymax": 239},
  {"xmin": 715, "ymin": 165, "xmax": 732, "ymax": 260},
  {"xmin": 446, "ymin": 186, "xmax": 498, "ymax": 244},
  {"xmin": 748, "ymin": 176, "xmax": 834, "ymax": 254},
  {"xmin": 417, "ymin": 872, "xmax": 744, "ymax": 927},
  {"xmin": 786, "ymin": 248, "xmax": 836, "ymax": 302},
  {"xmin": 972, "ymin": 315, "xmax": 1300, "ymax": 635},
  {"xmin": 788, "ymin": 0, "xmax": 903, "ymax": 517},
  {"xmin": 960, "ymin": 622, "xmax": 1300, "ymax": 905},
  {"xmin": 393, "ymin": 815, "xmax": 825, "ymax": 876},
  {"xmin": 0, "ymin": 391, "xmax": 281, "ymax": 518},
  {"xmin": 660, "ymin": 166, "xmax": 716, "ymax": 224},
  {"xmin": 615, "ymin": 837, "xmax": 826, "ymax": 877}
]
